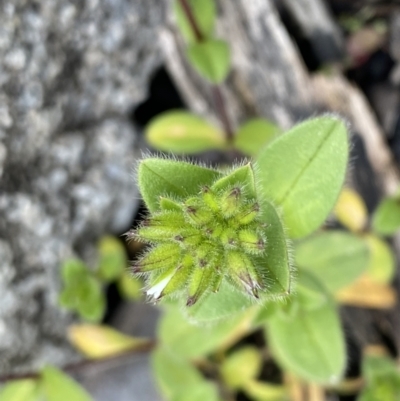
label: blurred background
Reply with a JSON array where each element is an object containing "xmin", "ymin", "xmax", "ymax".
[{"xmin": 1, "ymin": 0, "xmax": 400, "ymax": 400}]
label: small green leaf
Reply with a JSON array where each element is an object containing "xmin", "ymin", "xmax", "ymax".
[
  {"xmin": 152, "ymin": 347, "xmax": 203, "ymax": 399},
  {"xmin": 173, "ymin": 0, "xmax": 216, "ymax": 43},
  {"xmin": 117, "ymin": 271, "xmax": 142, "ymax": 300},
  {"xmin": 77, "ymin": 276, "xmax": 106, "ymax": 322},
  {"xmin": 364, "ymin": 234, "xmax": 395, "ymax": 284},
  {"xmin": 221, "ymin": 346, "xmax": 262, "ymax": 390},
  {"xmin": 97, "ymin": 236, "xmax": 126, "ymax": 282},
  {"xmin": 61, "ymin": 259, "xmax": 88, "ymax": 284},
  {"xmin": 0, "ymin": 380, "xmax": 38, "ymax": 401},
  {"xmin": 243, "ymin": 380, "xmax": 288, "ymax": 401},
  {"xmin": 160, "ymin": 305, "xmax": 250, "ymax": 358},
  {"xmin": 295, "ymin": 231, "xmax": 369, "ymax": 293},
  {"xmin": 255, "ymin": 116, "xmax": 349, "ymax": 239},
  {"xmin": 138, "ymin": 158, "xmax": 222, "ymax": 213},
  {"xmin": 234, "ymin": 119, "xmax": 282, "ymax": 156},
  {"xmin": 172, "ymin": 382, "xmax": 221, "ymax": 401},
  {"xmin": 211, "ymin": 163, "xmax": 256, "ymax": 197},
  {"xmin": 41, "ymin": 366, "xmax": 93, "ymax": 401},
  {"xmin": 187, "ymin": 39, "xmax": 230, "ymax": 83},
  {"xmin": 146, "ymin": 111, "xmax": 226, "ymax": 154},
  {"xmin": 266, "ymin": 272, "xmax": 346, "ymax": 384},
  {"xmin": 359, "ymin": 354, "xmax": 400, "ymax": 401},
  {"xmin": 372, "ymin": 196, "xmax": 400, "ymax": 236}
]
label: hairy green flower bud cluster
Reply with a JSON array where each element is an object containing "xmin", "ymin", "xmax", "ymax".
[{"xmin": 127, "ymin": 176, "xmax": 267, "ymax": 306}]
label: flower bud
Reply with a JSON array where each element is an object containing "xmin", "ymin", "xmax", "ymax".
[{"xmin": 133, "ymin": 243, "xmax": 181, "ymax": 273}]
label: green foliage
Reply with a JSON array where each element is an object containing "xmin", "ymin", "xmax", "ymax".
[
  {"xmin": 242, "ymin": 381, "xmax": 288, "ymax": 401},
  {"xmin": 364, "ymin": 234, "xmax": 395, "ymax": 284},
  {"xmin": 372, "ymin": 196, "xmax": 400, "ymax": 236},
  {"xmin": 266, "ymin": 272, "xmax": 346, "ymax": 384},
  {"xmin": 255, "ymin": 116, "xmax": 349, "ymax": 239},
  {"xmin": 134, "ymin": 161, "xmax": 292, "ymax": 310},
  {"xmin": 97, "ymin": 236, "xmax": 126, "ymax": 282},
  {"xmin": 40, "ymin": 366, "xmax": 93, "ymax": 401},
  {"xmin": 159, "ymin": 306, "xmax": 249, "ymax": 359},
  {"xmin": 138, "ymin": 158, "xmax": 222, "ymax": 213},
  {"xmin": 145, "ymin": 111, "xmax": 226, "ymax": 154},
  {"xmin": 359, "ymin": 354, "xmax": 400, "ymax": 401},
  {"xmin": 152, "ymin": 347, "xmax": 218, "ymax": 400},
  {"xmin": 173, "ymin": 0, "xmax": 216, "ymax": 43},
  {"xmin": 0, "ymin": 380, "xmax": 38, "ymax": 401},
  {"xmin": 234, "ymin": 119, "xmax": 282, "ymax": 156},
  {"xmin": 220, "ymin": 346, "xmax": 262, "ymax": 390},
  {"xmin": 59, "ymin": 259, "xmax": 105, "ymax": 322},
  {"xmin": 187, "ymin": 39, "xmax": 231, "ymax": 83},
  {"xmin": 295, "ymin": 230, "xmax": 369, "ymax": 293}
]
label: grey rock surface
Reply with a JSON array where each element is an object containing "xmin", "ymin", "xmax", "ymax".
[{"xmin": 0, "ymin": 0, "xmax": 163, "ymax": 375}]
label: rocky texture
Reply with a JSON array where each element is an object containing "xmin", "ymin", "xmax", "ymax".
[{"xmin": 0, "ymin": 0, "xmax": 163, "ymax": 375}]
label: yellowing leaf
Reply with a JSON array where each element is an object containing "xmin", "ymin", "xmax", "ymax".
[
  {"xmin": 364, "ymin": 234, "xmax": 395, "ymax": 284},
  {"xmin": 336, "ymin": 274, "xmax": 396, "ymax": 309},
  {"xmin": 334, "ymin": 188, "xmax": 367, "ymax": 232},
  {"xmin": 221, "ymin": 346, "xmax": 262, "ymax": 390},
  {"xmin": 68, "ymin": 324, "xmax": 149, "ymax": 358},
  {"xmin": 146, "ymin": 111, "xmax": 226, "ymax": 154}
]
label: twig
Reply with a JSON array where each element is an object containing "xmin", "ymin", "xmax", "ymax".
[
  {"xmin": 0, "ymin": 340, "xmax": 156, "ymax": 384},
  {"xmin": 177, "ymin": 0, "xmax": 234, "ymax": 143}
]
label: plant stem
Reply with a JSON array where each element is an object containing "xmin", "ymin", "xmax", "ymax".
[
  {"xmin": 177, "ymin": 0, "xmax": 234, "ymax": 143},
  {"xmin": 0, "ymin": 340, "xmax": 156, "ymax": 384}
]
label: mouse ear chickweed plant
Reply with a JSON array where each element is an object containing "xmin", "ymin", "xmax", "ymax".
[{"xmin": 129, "ymin": 116, "xmax": 349, "ymax": 325}]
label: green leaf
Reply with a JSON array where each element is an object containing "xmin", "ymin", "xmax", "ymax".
[
  {"xmin": 41, "ymin": 366, "xmax": 93, "ymax": 401},
  {"xmin": 172, "ymin": 382, "xmax": 221, "ymax": 401},
  {"xmin": 220, "ymin": 346, "xmax": 262, "ymax": 390},
  {"xmin": 243, "ymin": 381, "xmax": 288, "ymax": 401},
  {"xmin": 61, "ymin": 259, "xmax": 88, "ymax": 284},
  {"xmin": 152, "ymin": 347, "xmax": 203, "ymax": 399},
  {"xmin": 0, "ymin": 380, "xmax": 38, "ymax": 401},
  {"xmin": 146, "ymin": 111, "xmax": 226, "ymax": 154},
  {"xmin": 160, "ymin": 305, "xmax": 250, "ymax": 358},
  {"xmin": 234, "ymin": 119, "xmax": 282, "ymax": 157},
  {"xmin": 364, "ymin": 234, "xmax": 395, "ymax": 284},
  {"xmin": 266, "ymin": 272, "xmax": 346, "ymax": 384},
  {"xmin": 173, "ymin": 0, "xmax": 216, "ymax": 43},
  {"xmin": 360, "ymin": 354, "xmax": 400, "ymax": 401},
  {"xmin": 77, "ymin": 276, "xmax": 106, "ymax": 322},
  {"xmin": 372, "ymin": 197, "xmax": 400, "ymax": 236},
  {"xmin": 184, "ymin": 280, "xmax": 253, "ymax": 323},
  {"xmin": 117, "ymin": 272, "xmax": 142, "ymax": 300},
  {"xmin": 138, "ymin": 158, "xmax": 222, "ymax": 213},
  {"xmin": 295, "ymin": 230, "xmax": 369, "ymax": 293},
  {"xmin": 187, "ymin": 40, "xmax": 230, "ymax": 83},
  {"xmin": 97, "ymin": 236, "xmax": 126, "ymax": 282},
  {"xmin": 255, "ymin": 116, "xmax": 349, "ymax": 239},
  {"xmin": 211, "ymin": 163, "xmax": 256, "ymax": 197}
]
